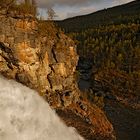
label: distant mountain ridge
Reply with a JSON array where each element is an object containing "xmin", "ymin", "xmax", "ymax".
[
  {"xmin": 56, "ymin": 1, "xmax": 140, "ymax": 140},
  {"xmin": 57, "ymin": 0, "xmax": 140, "ymax": 32}
]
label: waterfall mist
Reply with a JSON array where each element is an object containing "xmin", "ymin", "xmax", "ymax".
[{"xmin": 0, "ymin": 75, "xmax": 84, "ymax": 140}]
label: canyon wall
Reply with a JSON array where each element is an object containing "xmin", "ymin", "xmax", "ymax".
[
  {"xmin": 0, "ymin": 12, "xmax": 115, "ymax": 139},
  {"xmin": 0, "ymin": 13, "xmax": 79, "ymax": 108}
]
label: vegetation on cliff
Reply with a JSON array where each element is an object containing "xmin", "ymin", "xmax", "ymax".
[{"xmin": 0, "ymin": 0, "xmax": 37, "ymax": 16}]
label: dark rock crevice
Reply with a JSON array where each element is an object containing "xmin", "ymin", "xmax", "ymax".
[{"xmin": 51, "ymin": 46, "xmax": 58, "ymax": 63}]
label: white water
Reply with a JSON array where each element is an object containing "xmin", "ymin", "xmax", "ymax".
[{"xmin": 0, "ymin": 75, "xmax": 84, "ymax": 140}]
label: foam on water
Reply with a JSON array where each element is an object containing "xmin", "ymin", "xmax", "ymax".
[{"xmin": 0, "ymin": 75, "xmax": 84, "ymax": 140}]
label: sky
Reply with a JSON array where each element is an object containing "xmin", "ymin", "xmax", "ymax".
[{"xmin": 36, "ymin": 0, "xmax": 134, "ymax": 20}]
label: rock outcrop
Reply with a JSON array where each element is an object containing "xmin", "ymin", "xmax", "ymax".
[
  {"xmin": 0, "ymin": 12, "xmax": 115, "ymax": 139},
  {"xmin": 0, "ymin": 13, "xmax": 79, "ymax": 108}
]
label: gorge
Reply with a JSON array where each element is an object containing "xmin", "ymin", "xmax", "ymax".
[{"xmin": 0, "ymin": 9, "xmax": 115, "ymax": 140}]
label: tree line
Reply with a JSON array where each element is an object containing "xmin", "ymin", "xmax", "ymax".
[{"xmin": 65, "ymin": 9, "xmax": 140, "ymax": 98}]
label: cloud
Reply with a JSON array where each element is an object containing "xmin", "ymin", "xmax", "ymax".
[
  {"xmin": 65, "ymin": 0, "xmax": 133, "ymax": 19},
  {"xmin": 36, "ymin": 0, "xmax": 134, "ymax": 19},
  {"xmin": 36, "ymin": 0, "xmax": 133, "ymax": 8},
  {"xmin": 67, "ymin": 6, "xmax": 96, "ymax": 18},
  {"xmin": 111, "ymin": 0, "xmax": 133, "ymax": 5},
  {"xmin": 36, "ymin": 0, "xmax": 101, "ymax": 8}
]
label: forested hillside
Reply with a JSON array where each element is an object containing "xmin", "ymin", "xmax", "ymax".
[
  {"xmin": 57, "ymin": 0, "xmax": 140, "ymax": 32},
  {"xmin": 57, "ymin": 0, "xmax": 140, "ymax": 99}
]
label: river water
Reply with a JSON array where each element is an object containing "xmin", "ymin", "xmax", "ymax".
[{"xmin": 77, "ymin": 57, "xmax": 93, "ymax": 91}]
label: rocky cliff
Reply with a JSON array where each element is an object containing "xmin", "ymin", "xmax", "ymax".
[
  {"xmin": 0, "ymin": 12, "xmax": 115, "ymax": 140},
  {"xmin": 0, "ymin": 12, "xmax": 79, "ymax": 107}
]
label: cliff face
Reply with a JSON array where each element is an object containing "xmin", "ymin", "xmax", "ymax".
[
  {"xmin": 0, "ymin": 13, "xmax": 115, "ymax": 139},
  {"xmin": 0, "ymin": 13, "xmax": 79, "ymax": 107}
]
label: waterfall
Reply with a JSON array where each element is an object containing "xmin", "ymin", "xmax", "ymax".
[{"xmin": 0, "ymin": 75, "xmax": 84, "ymax": 140}]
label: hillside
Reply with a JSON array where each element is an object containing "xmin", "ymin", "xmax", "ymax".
[
  {"xmin": 57, "ymin": 0, "xmax": 140, "ymax": 99},
  {"xmin": 57, "ymin": 1, "xmax": 140, "ymax": 140},
  {"xmin": 57, "ymin": 0, "xmax": 140, "ymax": 32}
]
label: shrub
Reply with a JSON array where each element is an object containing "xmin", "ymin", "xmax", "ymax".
[{"xmin": 0, "ymin": 0, "xmax": 37, "ymax": 17}]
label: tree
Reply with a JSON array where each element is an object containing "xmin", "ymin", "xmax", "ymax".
[
  {"xmin": 24, "ymin": 0, "xmax": 30, "ymax": 4},
  {"xmin": 31, "ymin": 0, "xmax": 37, "ymax": 17},
  {"xmin": 0, "ymin": 0, "xmax": 16, "ymax": 10},
  {"xmin": 15, "ymin": 0, "xmax": 37, "ymax": 17},
  {"xmin": 47, "ymin": 8, "xmax": 57, "ymax": 20}
]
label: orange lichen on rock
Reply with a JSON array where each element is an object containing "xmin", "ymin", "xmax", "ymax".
[
  {"xmin": 16, "ymin": 20, "xmax": 37, "ymax": 31},
  {"xmin": 16, "ymin": 42, "xmax": 37, "ymax": 64}
]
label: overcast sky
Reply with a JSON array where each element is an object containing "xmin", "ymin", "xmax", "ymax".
[{"xmin": 36, "ymin": 0, "xmax": 134, "ymax": 20}]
